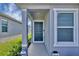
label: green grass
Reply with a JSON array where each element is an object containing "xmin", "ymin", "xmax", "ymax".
[
  {"xmin": 0, "ymin": 36, "xmax": 22, "ymax": 56},
  {"xmin": 0, "ymin": 33, "xmax": 32, "ymax": 56}
]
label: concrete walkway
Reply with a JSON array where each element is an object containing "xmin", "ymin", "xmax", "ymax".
[
  {"xmin": 0, "ymin": 34, "xmax": 22, "ymax": 42},
  {"xmin": 28, "ymin": 43, "xmax": 49, "ymax": 56}
]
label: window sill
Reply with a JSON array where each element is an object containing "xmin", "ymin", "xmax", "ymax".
[{"xmin": 54, "ymin": 42, "xmax": 78, "ymax": 47}]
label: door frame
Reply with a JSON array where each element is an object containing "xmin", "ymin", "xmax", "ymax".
[{"xmin": 33, "ymin": 20, "xmax": 44, "ymax": 43}]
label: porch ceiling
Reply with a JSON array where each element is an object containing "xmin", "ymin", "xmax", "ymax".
[{"xmin": 28, "ymin": 9, "xmax": 49, "ymax": 20}]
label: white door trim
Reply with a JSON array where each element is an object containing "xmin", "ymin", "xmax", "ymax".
[{"xmin": 33, "ymin": 20, "xmax": 44, "ymax": 43}]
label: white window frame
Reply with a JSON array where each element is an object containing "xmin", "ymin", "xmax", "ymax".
[
  {"xmin": 1, "ymin": 19, "xmax": 8, "ymax": 33},
  {"xmin": 54, "ymin": 8, "xmax": 78, "ymax": 47},
  {"xmin": 33, "ymin": 20, "xmax": 44, "ymax": 43}
]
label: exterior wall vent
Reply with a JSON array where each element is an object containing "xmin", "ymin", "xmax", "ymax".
[{"xmin": 52, "ymin": 51, "xmax": 59, "ymax": 56}]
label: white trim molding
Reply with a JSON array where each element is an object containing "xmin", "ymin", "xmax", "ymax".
[
  {"xmin": 54, "ymin": 8, "xmax": 78, "ymax": 47},
  {"xmin": 33, "ymin": 20, "xmax": 44, "ymax": 43}
]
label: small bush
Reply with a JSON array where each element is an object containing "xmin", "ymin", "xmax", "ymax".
[
  {"xmin": 7, "ymin": 38, "xmax": 22, "ymax": 56},
  {"xmin": 28, "ymin": 33, "xmax": 32, "ymax": 47},
  {"xmin": 0, "ymin": 36, "xmax": 22, "ymax": 56},
  {"xmin": 0, "ymin": 33, "xmax": 32, "ymax": 56}
]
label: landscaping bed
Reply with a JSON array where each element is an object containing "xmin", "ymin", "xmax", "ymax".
[
  {"xmin": 0, "ymin": 36, "xmax": 22, "ymax": 56},
  {"xmin": 0, "ymin": 33, "xmax": 32, "ymax": 56}
]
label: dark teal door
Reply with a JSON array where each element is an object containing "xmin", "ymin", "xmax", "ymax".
[{"xmin": 34, "ymin": 22, "xmax": 43, "ymax": 42}]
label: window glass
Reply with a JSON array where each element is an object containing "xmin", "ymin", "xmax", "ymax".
[
  {"xmin": 2, "ymin": 19, "xmax": 8, "ymax": 32},
  {"xmin": 34, "ymin": 22, "xmax": 43, "ymax": 41},
  {"xmin": 57, "ymin": 28, "xmax": 73, "ymax": 42},
  {"xmin": 57, "ymin": 13, "xmax": 74, "ymax": 26}
]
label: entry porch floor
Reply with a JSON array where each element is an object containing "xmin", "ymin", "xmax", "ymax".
[{"xmin": 28, "ymin": 43, "xmax": 49, "ymax": 56}]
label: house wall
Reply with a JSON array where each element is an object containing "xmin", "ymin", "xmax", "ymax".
[
  {"xmin": 50, "ymin": 4, "xmax": 79, "ymax": 56},
  {"xmin": 21, "ymin": 3, "xmax": 79, "ymax": 56},
  {"xmin": 44, "ymin": 12, "xmax": 50, "ymax": 55},
  {"xmin": 0, "ymin": 16, "xmax": 22, "ymax": 38},
  {"xmin": 30, "ymin": 4, "xmax": 79, "ymax": 56}
]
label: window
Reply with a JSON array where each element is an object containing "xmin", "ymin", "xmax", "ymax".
[
  {"xmin": 57, "ymin": 13, "xmax": 74, "ymax": 42},
  {"xmin": 54, "ymin": 8, "xmax": 78, "ymax": 46},
  {"xmin": 57, "ymin": 13, "xmax": 74, "ymax": 26},
  {"xmin": 2, "ymin": 19, "xmax": 8, "ymax": 32},
  {"xmin": 57, "ymin": 28, "xmax": 73, "ymax": 42}
]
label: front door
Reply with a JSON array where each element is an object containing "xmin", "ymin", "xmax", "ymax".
[{"xmin": 33, "ymin": 20, "xmax": 44, "ymax": 43}]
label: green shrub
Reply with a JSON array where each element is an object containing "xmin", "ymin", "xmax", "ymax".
[
  {"xmin": 0, "ymin": 36, "xmax": 22, "ymax": 56},
  {"xmin": 28, "ymin": 33, "xmax": 32, "ymax": 47},
  {"xmin": 7, "ymin": 37, "xmax": 22, "ymax": 56},
  {"xmin": 0, "ymin": 33, "xmax": 32, "ymax": 56}
]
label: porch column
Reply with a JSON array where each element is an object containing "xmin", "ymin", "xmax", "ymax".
[
  {"xmin": 21, "ymin": 9, "xmax": 28, "ymax": 56},
  {"xmin": 49, "ymin": 8, "xmax": 53, "ymax": 55}
]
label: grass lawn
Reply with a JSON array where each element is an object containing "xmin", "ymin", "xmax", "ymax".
[
  {"xmin": 0, "ymin": 33, "xmax": 32, "ymax": 56},
  {"xmin": 0, "ymin": 36, "xmax": 22, "ymax": 56}
]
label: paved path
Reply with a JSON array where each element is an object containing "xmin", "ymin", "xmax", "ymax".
[
  {"xmin": 0, "ymin": 34, "xmax": 22, "ymax": 42},
  {"xmin": 28, "ymin": 43, "xmax": 49, "ymax": 56}
]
